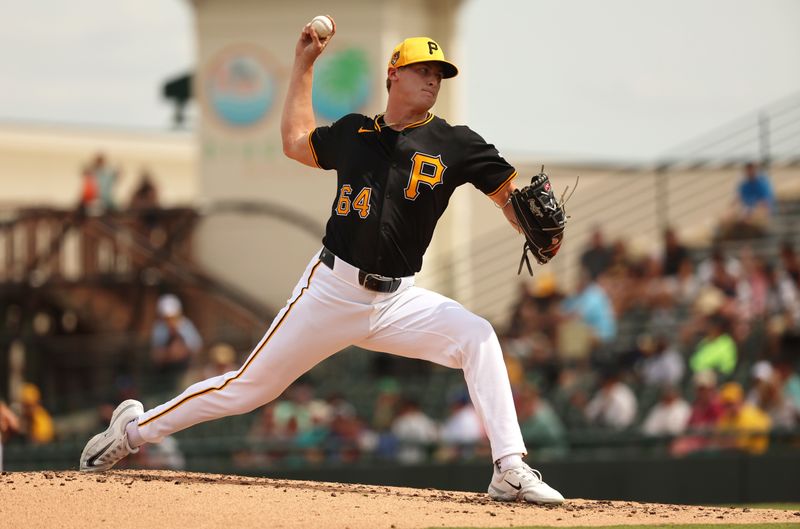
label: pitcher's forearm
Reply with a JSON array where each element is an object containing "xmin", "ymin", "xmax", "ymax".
[{"xmin": 281, "ymin": 62, "xmax": 317, "ymax": 161}]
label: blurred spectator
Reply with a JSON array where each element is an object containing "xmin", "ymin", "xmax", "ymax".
[
  {"xmin": 19, "ymin": 383, "xmax": 54, "ymax": 444},
  {"xmin": 517, "ymin": 385, "xmax": 567, "ymax": 457},
  {"xmin": 584, "ymin": 368, "xmax": 637, "ymax": 430},
  {"xmin": 689, "ymin": 314, "xmax": 737, "ymax": 377},
  {"xmin": 241, "ymin": 403, "xmax": 289, "ymax": 468},
  {"xmin": 661, "ymin": 227, "xmax": 689, "ymax": 277},
  {"xmin": 248, "ymin": 403, "xmax": 285, "ymax": 442},
  {"xmin": 326, "ymin": 392, "xmax": 357, "ymax": 420},
  {"xmin": 670, "ymin": 371, "xmax": 724, "ymax": 456},
  {"xmin": 580, "ymin": 227, "xmax": 613, "ymax": 280},
  {"xmin": 391, "ymin": 398, "xmax": 438, "ymax": 464},
  {"xmin": 697, "ymin": 247, "xmax": 742, "ymax": 290},
  {"xmin": 736, "ymin": 247, "xmax": 768, "ymax": 323},
  {"xmin": 561, "ymin": 268, "xmax": 617, "ymax": 346},
  {"xmin": 763, "ymin": 263, "xmax": 800, "ymax": 337},
  {"xmin": 662, "ymin": 257, "xmax": 702, "ymax": 308},
  {"xmin": 641, "ymin": 385, "xmax": 691, "ymax": 437},
  {"xmin": 78, "ymin": 164, "xmax": 99, "ymax": 213},
  {"xmin": 715, "ymin": 382, "xmax": 771, "ymax": 454},
  {"xmin": 439, "ymin": 391, "xmax": 483, "ymax": 445},
  {"xmin": 202, "ymin": 343, "xmax": 239, "ymax": 380},
  {"xmin": 687, "ymin": 371, "xmax": 725, "ymax": 429},
  {"xmin": 774, "ymin": 356, "xmax": 800, "ymax": 412},
  {"xmin": 634, "ymin": 333, "xmax": 685, "ymax": 389},
  {"xmin": 86, "ymin": 152, "xmax": 120, "ymax": 211},
  {"xmin": 0, "ymin": 400, "xmax": 20, "ymax": 471},
  {"xmin": 779, "ymin": 241, "xmax": 800, "ymax": 288},
  {"xmin": 273, "ymin": 383, "xmax": 328, "ymax": 439},
  {"xmin": 129, "ymin": 169, "xmax": 163, "ymax": 245},
  {"xmin": 747, "ymin": 361, "xmax": 798, "ymax": 430},
  {"xmin": 371, "ymin": 377, "xmax": 401, "ymax": 433},
  {"xmin": 151, "ymin": 294, "xmax": 203, "ymax": 391},
  {"xmin": 129, "ymin": 169, "xmax": 159, "ymax": 210},
  {"xmin": 136, "ymin": 436, "xmax": 186, "ymax": 470},
  {"xmin": 549, "ymin": 367, "xmax": 595, "ymax": 430},
  {"xmin": 745, "ymin": 360, "xmax": 775, "ymax": 404},
  {"xmin": 719, "ymin": 161, "xmax": 775, "ymax": 239},
  {"xmin": 327, "ymin": 412, "xmax": 374, "ymax": 464},
  {"xmin": 294, "ymin": 399, "xmax": 333, "ymax": 464}
]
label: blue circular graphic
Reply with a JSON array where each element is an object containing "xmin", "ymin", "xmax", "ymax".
[
  {"xmin": 312, "ymin": 48, "xmax": 371, "ymax": 121},
  {"xmin": 207, "ymin": 51, "xmax": 275, "ymax": 127}
]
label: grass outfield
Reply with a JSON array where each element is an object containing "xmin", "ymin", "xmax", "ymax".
[
  {"xmin": 739, "ymin": 504, "xmax": 800, "ymax": 511},
  {"xmin": 438, "ymin": 505, "xmax": 800, "ymax": 529},
  {"xmin": 438, "ymin": 525, "xmax": 800, "ymax": 529}
]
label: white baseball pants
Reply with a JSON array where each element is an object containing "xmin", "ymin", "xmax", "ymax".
[{"xmin": 136, "ymin": 249, "xmax": 526, "ymax": 462}]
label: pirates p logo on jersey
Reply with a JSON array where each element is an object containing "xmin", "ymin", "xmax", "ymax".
[{"xmin": 405, "ymin": 152, "xmax": 447, "ymax": 200}]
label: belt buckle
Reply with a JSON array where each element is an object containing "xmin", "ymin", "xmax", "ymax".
[{"xmin": 360, "ymin": 271, "xmax": 400, "ymax": 293}]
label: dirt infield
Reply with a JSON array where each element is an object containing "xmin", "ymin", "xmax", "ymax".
[{"xmin": 1, "ymin": 470, "xmax": 798, "ymax": 529}]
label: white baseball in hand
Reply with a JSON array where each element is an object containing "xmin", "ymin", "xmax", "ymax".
[{"xmin": 310, "ymin": 15, "xmax": 334, "ymax": 40}]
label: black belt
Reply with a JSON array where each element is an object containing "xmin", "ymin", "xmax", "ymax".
[{"xmin": 319, "ymin": 247, "xmax": 403, "ymax": 294}]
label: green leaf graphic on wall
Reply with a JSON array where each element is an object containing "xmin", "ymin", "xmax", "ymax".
[{"xmin": 312, "ymin": 48, "xmax": 371, "ymax": 121}]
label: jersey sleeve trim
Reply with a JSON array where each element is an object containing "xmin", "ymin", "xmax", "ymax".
[
  {"xmin": 307, "ymin": 130, "xmax": 322, "ymax": 168},
  {"xmin": 486, "ymin": 170, "xmax": 517, "ymax": 196}
]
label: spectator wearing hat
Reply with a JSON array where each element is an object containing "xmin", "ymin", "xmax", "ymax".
[
  {"xmin": 670, "ymin": 371, "xmax": 725, "ymax": 456},
  {"xmin": 715, "ymin": 382, "xmax": 771, "ymax": 454},
  {"xmin": 19, "ymin": 383, "xmax": 55, "ymax": 444},
  {"xmin": 749, "ymin": 360, "xmax": 799, "ymax": 430},
  {"xmin": 151, "ymin": 294, "xmax": 203, "ymax": 392},
  {"xmin": 202, "ymin": 343, "xmax": 239, "ymax": 380}
]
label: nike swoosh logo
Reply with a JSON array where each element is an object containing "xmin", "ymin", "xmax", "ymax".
[
  {"xmin": 86, "ymin": 440, "xmax": 115, "ymax": 468},
  {"xmin": 357, "ymin": 127, "xmax": 376, "ymax": 133},
  {"xmin": 504, "ymin": 479, "xmax": 522, "ymax": 491}
]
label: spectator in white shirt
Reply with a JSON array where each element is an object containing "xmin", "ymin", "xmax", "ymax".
[
  {"xmin": 585, "ymin": 368, "xmax": 638, "ymax": 430},
  {"xmin": 642, "ymin": 385, "xmax": 691, "ymax": 436}
]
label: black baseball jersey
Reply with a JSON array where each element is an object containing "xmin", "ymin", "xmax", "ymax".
[{"xmin": 309, "ymin": 112, "xmax": 516, "ymax": 277}]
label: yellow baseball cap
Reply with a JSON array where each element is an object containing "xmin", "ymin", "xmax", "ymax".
[{"xmin": 388, "ymin": 37, "xmax": 458, "ymax": 79}]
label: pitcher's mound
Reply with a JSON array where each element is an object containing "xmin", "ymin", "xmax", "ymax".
[{"xmin": 2, "ymin": 470, "xmax": 797, "ymax": 528}]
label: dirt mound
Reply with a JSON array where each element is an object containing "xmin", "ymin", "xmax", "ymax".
[{"xmin": 2, "ymin": 470, "xmax": 797, "ymax": 528}]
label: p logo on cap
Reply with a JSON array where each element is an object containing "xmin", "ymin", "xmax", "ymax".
[{"xmin": 387, "ymin": 37, "xmax": 458, "ymax": 78}]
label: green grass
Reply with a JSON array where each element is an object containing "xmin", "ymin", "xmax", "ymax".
[
  {"xmin": 734, "ymin": 504, "xmax": 800, "ymax": 511},
  {"xmin": 437, "ymin": 525, "xmax": 800, "ymax": 529},
  {"xmin": 435, "ymin": 504, "xmax": 800, "ymax": 529}
]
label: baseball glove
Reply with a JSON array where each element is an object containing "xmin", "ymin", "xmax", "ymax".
[{"xmin": 510, "ymin": 167, "xmax": 574, "ymax": 275}]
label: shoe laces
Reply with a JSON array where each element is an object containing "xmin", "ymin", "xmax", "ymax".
[{"xmin": 510, "ymin": 464, "xmax": 544, "ymax": 485}]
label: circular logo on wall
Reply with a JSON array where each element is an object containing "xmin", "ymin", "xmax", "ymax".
[
  {"xmin": 312, "ymin": 48, "xmax": 371, "ymax": 121},
  {"xmin": 204, "ymin": 44, "xmax": 277, "ymax": 128}
]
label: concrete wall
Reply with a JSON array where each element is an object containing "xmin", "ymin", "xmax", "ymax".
[{"xmin": 0, "ymin": 123, "xmax": 196, "ymax": 210}]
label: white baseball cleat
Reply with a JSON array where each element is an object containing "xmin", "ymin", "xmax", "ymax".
[
  {"xmin": 79, "ymin": 399, "xmax": 143, "ymax": 472},
  {"xmin": 488, "ymin": 464, "xmax": 565, "ymax": 504}
]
